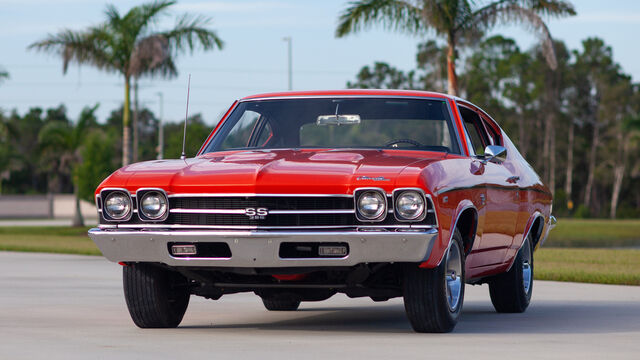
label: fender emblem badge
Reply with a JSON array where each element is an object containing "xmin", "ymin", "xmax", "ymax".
[{"xmin": 357, "ymin": 176, "xmax": 390, "ymax": 181}]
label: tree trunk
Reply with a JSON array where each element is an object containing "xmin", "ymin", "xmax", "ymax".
[
  {"xmin": 610, "ymin": 131, "xmax": 629, "ymax": 219},
  {"xmin": 564, "ymin": 121, "xmax": 574, "ymax": 205},
  {"xmin": 122, "ymin": 76, "xmax": 131, "ymax": 167},
  {"xmin": 133, "ymin": 78, "xmax": 139, "ymax": 163},
  {"xmin": 518, "ymin": 105, "xmax": 527, "ymax": 158},
  {"xmin": 542, "ymin": 111, "xmax": 552, "ymax": 185},
  {"xmin": 549, "ymin": 124, "xmax": 556, "ymax": 195},
  {"xmin": 72, "ymin": 186, "xmax": 84, "ymax": 227},
  {"xmin": 584, "ymin": 121, "xmax": 599, "ymax": 209},
  {"xmin": 446, "ymin": 34, "xmax": 458, "ymax": 96}
]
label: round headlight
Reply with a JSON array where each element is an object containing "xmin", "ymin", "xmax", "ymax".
[
  {"xmin": 395, "ymin": 191, "xmax": 425, "ymax": 220},
  {"xmin": 104, "ymin": 191, "xmax": 132, "ymax": 220},
  {"xmin": 140, "ymin": 191, "xmax": 168, "ymax": 220},
  {"xmin": 357, "ymin": 191, "xmax": 386, "ymax": 220}
]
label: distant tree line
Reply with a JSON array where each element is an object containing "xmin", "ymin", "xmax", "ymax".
[
  {"xmin": 346, "ymin": 35, "xmax": 640, "ymax": 219},
  {"xmin": 0, "ymin": 104, "xmax": 213, "ymax": 222}
]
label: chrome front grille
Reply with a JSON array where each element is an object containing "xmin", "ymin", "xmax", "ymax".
[{"xmin": 100, "ymin": 193, "xmax": 437, "ymax": 229}]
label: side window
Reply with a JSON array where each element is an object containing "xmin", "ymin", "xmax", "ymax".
[
  {"xmin": 254, "ymin": 121, "xmax": 273, "ymax": 147},
  {"xmin": 219, "ymin": 110, "xmax": 261, "ymax": 150},
  {"xmin": 482, "ymin": 119, "xmax": 501, "ymax": 146},
  {"xmin": 459, "ymin": 107, "xmax": 489, "ymax": 155}
]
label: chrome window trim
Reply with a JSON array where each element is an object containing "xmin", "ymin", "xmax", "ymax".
[
  {"xmin": 99, "ymin": 188, "xmax": 133, "ymax": 222},
  {"xmin": 136, "ymin": 188, "xmax": 170, "ymax": 222},
  {"xmin": 354, "ymin": 187, "xmax": 388, "ymax": 222},
  {"xmin": 215, "ymin": 94, "xmax": 464, "ymax": 156},
  {"xmin": 238, "ymin": 94, "xmax": 450, "ymax": 103}
]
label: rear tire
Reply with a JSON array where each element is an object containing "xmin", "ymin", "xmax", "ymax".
[
  {"xmin": 123, "ymin": 263, "xmax": 190, "ymax": 328},
  {"xmin": 488, "ymin": 234, "xmax": 534, "ymax": 313},
  {"xmin": 262, "ymin": 296, "xmax": 301, "ymax": 311},
  {"xmin": 403, "ymin": 229, "xmax": 465, "ymax": 333}
]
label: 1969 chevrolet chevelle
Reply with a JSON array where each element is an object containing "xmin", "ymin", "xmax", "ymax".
[{"xmin": 89, "ymin": 89, "xmax": 555, "ymax": 333}]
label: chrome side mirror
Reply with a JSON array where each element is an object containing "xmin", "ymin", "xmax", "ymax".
[{"xmin": 483, "ymin": 145, "xmax": 507, "ymax": 164}]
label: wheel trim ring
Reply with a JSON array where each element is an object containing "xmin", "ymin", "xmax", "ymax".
[
  {"xmin": 522, "ymin": 237, "xmax": 532, "ymax": 294},
  {"xmin": 444, "ymin": 241, "xmax": 463, "ymax": 312}
]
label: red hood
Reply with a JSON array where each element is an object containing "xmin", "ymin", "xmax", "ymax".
[{"xmin": 99, "ymin": 149, "xmax": 446, "ymax": 195}]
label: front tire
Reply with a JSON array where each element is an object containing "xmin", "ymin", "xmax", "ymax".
[
  {"xmin": 403, "ymin": 229, "xmax": 465, "ymax": 333},
  {"xmin": 123, "ymin": 263, "xmax": 190, "ymax": 328},
  {"xmin": 488, "ymin": 234, "xmax": 534, "ymax": 313}
]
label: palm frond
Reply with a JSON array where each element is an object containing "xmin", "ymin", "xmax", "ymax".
[
  {"xmin": 521, "ymin": 0, "xmax": 576, "ymax": 17},
  {"xmin": 466, "ymin": 2, "xmax": 566, "ymax": 69},
  {"xmin": 73, "ymin": 104, "xmax": 100, "ymax": 147},
  {"xmin": 104, "ymin": 4, "xmax": 122, "ymax": 28},
  {"xmin": 335, "ymin": 0, "xmax": 423, "ymax": 37},
  {"xmin": 423, "ymin": 0, "xmax": 474, "ymax": 33},
  {"xmin": 126, "ymin": 0, "xmax": 176, "ymax": 38},
  {"xmin": 160, "ymin": 14, "xmax": 224, "ymax": 54},
  {"xmin": 38, "ymin": 121, "xmax": 73, "ymax": 152},
  {"xmin": 28, "ymin": 28, "xmax": 118, "ymax": 74}
]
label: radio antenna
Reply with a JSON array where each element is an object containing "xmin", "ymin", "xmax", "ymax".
[{"xmin": 180, "ymin": 74, "xmax": 191, "ymax": 160}]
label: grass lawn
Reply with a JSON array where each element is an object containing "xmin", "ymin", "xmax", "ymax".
[
  {"xmin": 546, "ymin": 218, "xmax": 640, "ymax": 247},
  {"xmin": 535, "ymin": 248, "xmax": 640, "ymax": 286},
  {"xmin": 0, "ymin": 226, "xmax": 100, "ymax": 256}
]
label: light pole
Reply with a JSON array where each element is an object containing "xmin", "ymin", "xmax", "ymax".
[
  {"xmin": 156, "ymin": 92, "xmax": 164, "ymax": 160},
  {"xmin": 283, "ymin": 36, "xmax": 292, "ymax": 90}
]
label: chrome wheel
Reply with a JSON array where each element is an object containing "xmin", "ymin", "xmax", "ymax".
[
  {"xmin": 522, "ymin": 237, "xmax": 532, "ymax": 294},
  {"xmin": 445, "ymin": 240, "xmax": 463, "ymax": 312}
]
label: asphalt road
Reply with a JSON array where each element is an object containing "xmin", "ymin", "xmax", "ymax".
[{"xmin": 1, "ymin": 252, "xmax": 639, "ymax": 359}]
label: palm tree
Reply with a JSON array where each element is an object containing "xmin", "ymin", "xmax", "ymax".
[
  {"xmin": 28, "ymin": 0, "xmax": 224, "ymax": 166},
  {"xmin": 38, "ymin": 105, "xmax": 100, "ymax": 227},
  {"xmin": 336, "ymin": 0, "xmax": 575, "ymax": 96}
]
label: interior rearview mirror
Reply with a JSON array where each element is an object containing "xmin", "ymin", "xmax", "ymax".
[{"xmin": 317, "ymin": 114, "xmax": 361, "ymax": 126}]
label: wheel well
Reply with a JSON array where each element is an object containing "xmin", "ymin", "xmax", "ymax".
[
  {"xmin": 528, "ymin": 216, "xmax": 544, "ymax": 247},
  {"xmin": 455, "ymin": 208, "xmax": 478, "ymax": 255}
]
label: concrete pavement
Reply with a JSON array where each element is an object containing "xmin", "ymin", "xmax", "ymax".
[{"xmin": 1, "ymin": 251, "xmax": 639, "ymax": 359}]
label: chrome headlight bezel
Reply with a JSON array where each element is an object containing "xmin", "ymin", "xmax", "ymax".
[
  {"xmin": 355, "ymin": 188, "xmax": 387, "ymax": 222},
  {"xmin": 100, "ymin": 189, "xmax": 133, "ymax": 222},
  {"xmin": 136, "ymin": 188, "xmax": 169, "ymax": 222},
  {"xmin": 393, "ymin": 188, "xmax": 427, "ymax": 222}
]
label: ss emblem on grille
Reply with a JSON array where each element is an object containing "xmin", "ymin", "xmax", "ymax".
[{"xmin": 244, "ymin": 207, "xmax": 268, "ymax": 219}]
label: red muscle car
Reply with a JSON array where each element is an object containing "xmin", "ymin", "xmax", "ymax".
[{"xmin": 89, "ymin": 89, "xmax": 555, "ymax": 333}]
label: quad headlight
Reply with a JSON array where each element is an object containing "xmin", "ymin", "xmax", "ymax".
[
  {"xmin": 139, "ymin": 191, "xmax": 168, "ymax": 220},
  {"xmin": 103, "ymin": 191, "xmax": 132, "ymax": 220},
  {"xmin": 356, "ymin": 190, "xmax": 386, "ymax": 221},
  {"xmin": 395, "ymin": 190, "xmax": 425, "ymax": 220}
]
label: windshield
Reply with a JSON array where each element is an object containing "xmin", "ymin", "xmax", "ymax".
[{"xmin": 203, "ymin": 97, "xmax": 460, "ymax": 154}]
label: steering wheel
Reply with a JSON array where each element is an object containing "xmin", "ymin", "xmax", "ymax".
[{"xmin": 385, "ymin": 138, "xmax": 424, "ymax": 148}]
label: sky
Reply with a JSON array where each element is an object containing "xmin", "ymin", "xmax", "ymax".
[{"xmin": 1, "ymin": 0, "xmax": 640, "ymax": 126}]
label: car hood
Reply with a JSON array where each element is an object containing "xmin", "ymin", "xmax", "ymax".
[{"xmin": 102, "ymin": 149, "xmax": 447, "ymax": 195}]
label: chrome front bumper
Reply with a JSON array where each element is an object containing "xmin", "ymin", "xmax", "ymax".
[{"xmin": 88, "ymin": 228, "xmax": 438, "ymax": 268}]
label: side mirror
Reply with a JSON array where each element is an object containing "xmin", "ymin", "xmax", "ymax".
[{"xmin": 483, "ymin": 145, "xmax": 507, "ymax": 164}]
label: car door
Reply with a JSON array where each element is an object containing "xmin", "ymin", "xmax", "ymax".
[{"xmin": 458, "ymin": 105, "xmax": 519, "ymax": 267}]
